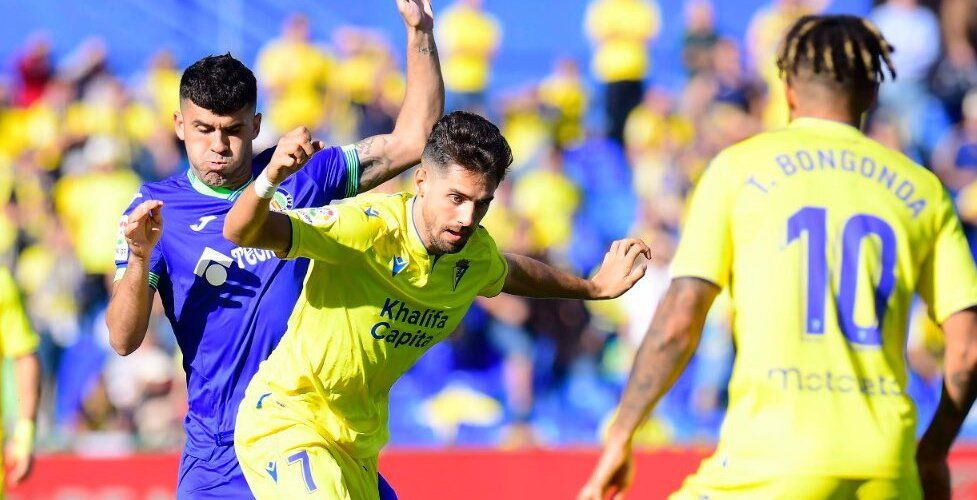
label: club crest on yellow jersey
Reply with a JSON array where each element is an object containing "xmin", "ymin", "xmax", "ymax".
[{"xmin": 453, "ymin": 259, "xmax": 470, "ymax": 291}]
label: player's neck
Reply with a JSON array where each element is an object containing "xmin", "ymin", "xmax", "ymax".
[
  {"xmin": 790, "ymin": 109, "xmax": 862, "ymax": 130},
  {"xmin": 410, "ymin": 196, "xmax": 441, "ymax": 256}
]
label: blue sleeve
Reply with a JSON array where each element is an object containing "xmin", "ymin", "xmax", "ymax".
[
  {"xmin": 299, "ymin": 145, "xmax": 360, "ymax": 202},
  {"xmin": 253, "ymin": 145, "xmax": 360, "ymax": 203},
  {"xmin": 114, "ymin": 186, "xmax": 166, "ymax": 289}
]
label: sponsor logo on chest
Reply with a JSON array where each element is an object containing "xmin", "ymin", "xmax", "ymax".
[
  {"xmin": 369, "ymin": 297, "xmax": 451, "ymax": 349},
  {"xmin": 193, "ymin": 246, "xmax": 278, "ymax": 286}
]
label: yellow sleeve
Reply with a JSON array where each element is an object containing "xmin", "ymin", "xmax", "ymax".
[
  {"xmin": 669, "ymin": 154, "xmax": 735, "ymax": 288},
  {"xmin": 0, "ymin": 267, "xmax": 38, "ymax": 358},
  {"xmin": 283, "ymin": 202, "xmax": 384, "ymax": 263},
  {"xmin": 478, "ymin": 233, "xmax": 510, "ymax": 298},
  {"xmin": 917, "ymin": 190, "xmax": 977, "ymax": 323}
]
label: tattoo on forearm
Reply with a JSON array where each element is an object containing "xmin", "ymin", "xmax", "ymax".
[
  {"xmin": 616, "ymin": 326, "xmax": 690, "ymax": 420},
  {"xmin": 416, "ymin": 45, "xmax": 437, "ymax": 55},
  {"xmin": 356, "ymin": 136, "xmax": 394, "ymax": 191},
  {"xmin": 613, "ymin": 278, "xmax": 715, "ymax": 427}
]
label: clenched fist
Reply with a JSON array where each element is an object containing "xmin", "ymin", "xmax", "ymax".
[
  {"xmin": 398, "ymin": 0, "xmax": 434, "ymax": 32},
  {"xmin": 265, "ymin": 127, "xmax": 325, "ymax": 184}
]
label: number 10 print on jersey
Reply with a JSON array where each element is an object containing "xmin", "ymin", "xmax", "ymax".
[{"xmin": 787, "ymin": 206, "xmax": 897, "ymax": 346}]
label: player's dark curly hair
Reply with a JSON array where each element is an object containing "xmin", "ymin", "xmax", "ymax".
[
  {"xmin": 777, "ymin": 15, "xmax": 896, "ymax": 93},
  {"xmin": 422, "ymin": 111, "xmax": 513, "ymax": 185},
  {"xmin": 179, "ymin": 53, "xmax": 257, "ymax": 115}
]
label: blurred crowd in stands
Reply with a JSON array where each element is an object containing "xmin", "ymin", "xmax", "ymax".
[{"xmin": 3, "ymin": 0, "xmax": 977, "ymax": 453}]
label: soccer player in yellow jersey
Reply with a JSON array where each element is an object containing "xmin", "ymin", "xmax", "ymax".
[
  {"xmin": 223, "ymin": 110, "xmax": 651, "ymax": 499},
  {"xmin": 581, "ymin": 15, "xmax": 977, "ymax": 500},
  {"xmin": 0, "ymin": 266, "xmax": 41, "ymax": 492}
]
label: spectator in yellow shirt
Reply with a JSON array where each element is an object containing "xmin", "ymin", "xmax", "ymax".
[
  {"xmin": 256, "ymin": 14, "xmax": 334, "ymax": 135},
  {"xmin": 53, "ymin": 136, "xmax": 140, "ymax": 315},
  {"xmin": 513, "ymin": 147, "xmax": 581, "ymax": 251},
  {"xmin": 539, "ymin": 58, "xmax": 589, "ymax": 148},
  {"xmin": 142, "ymin": 50, "xmax": 181, "ymax": 130},
  {"xmin": 746, "ymin": 0, "xmax": 821, "ymax": 127},
  {"xmin": 0, "ymin": 266, "xmax": 40, "ymax": 490},
  {"xmin": 584, "ymin": 0, "xmax": 661, "ymax": 143},
  {"xmin": 437, "ymin": 0, "xmax": 501, "ymax": 111}
]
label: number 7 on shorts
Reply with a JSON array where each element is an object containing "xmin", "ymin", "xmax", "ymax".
[{"xmin": 287, "ymin": 450, "xmax": 318, "ymax": 493}]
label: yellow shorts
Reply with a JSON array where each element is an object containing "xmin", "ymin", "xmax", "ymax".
[
  {"xmin": 234, "ymin": 391, "xmax": 380, "ymax": 500},
  {"xmin": 670, "ymin": 473, "xmax": 921, "ymax": 500}
]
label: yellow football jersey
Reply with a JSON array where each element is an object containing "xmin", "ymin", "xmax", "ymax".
[
  {"xmin": 671, "ymin": 117, "xmax": 977, "ymax": 483},
  {"xmin": 242, "ymin": 192, "xmax": 508, "ymax": 460}
]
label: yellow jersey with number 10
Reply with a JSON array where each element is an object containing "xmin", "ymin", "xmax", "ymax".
[{"xmin": 671, "ymin": 117, "xmax": 977, "ymax": 482}]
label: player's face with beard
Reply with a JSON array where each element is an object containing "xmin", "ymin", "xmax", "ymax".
[
  {"xmin": 175, "ymin": 100, "xmax": 261, "ymax": 187},
  {"xmin": 414, "ymin": 163, "xmax": 497, "ymax": 255}
]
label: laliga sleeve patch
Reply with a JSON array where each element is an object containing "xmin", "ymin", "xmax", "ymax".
[
  {"xmin": 292, "ymin": 206, "xmax": 339, "ymax": 226},
  {"xmin": 115, "ymin": 216, "xmax": 130, "ymax": 262}
]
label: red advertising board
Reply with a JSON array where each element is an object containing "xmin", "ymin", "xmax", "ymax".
[{"xmin": 10, "ymin": 448, "xmax": 977, "ymax": 499}]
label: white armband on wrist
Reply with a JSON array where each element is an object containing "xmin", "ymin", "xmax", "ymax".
[{"xmin": 253, "ymin": 170, "xmax": 279, "ymax": 199}]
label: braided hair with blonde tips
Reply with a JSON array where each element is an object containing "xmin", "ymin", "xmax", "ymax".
[{"xmin": 776, "ymin": 14, "xmax": 897, "ymax": 90}]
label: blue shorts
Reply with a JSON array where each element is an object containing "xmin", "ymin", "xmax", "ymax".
[
  {"xmin": 379, "ymin": 474, "xmax": 398, "ymax": 500},
  {"xmin": 178, "ymin": 446, "xmax": 253, "ymax": 499},
  {"xmin": 178, "ymin": 445, "xmax": 397, "ymax": 499}
]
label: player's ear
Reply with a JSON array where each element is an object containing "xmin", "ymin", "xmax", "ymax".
[
  {"xmin": 174, "ymin": 111, "xmax": 185, "ymax": 141},
  {"xmin": 784, "ymin": 79, "xmax": 798, "ymax": 115},
  {"xmin": 414, "ymin": 166, "xmax": 428, "ymax": 197},
  {"xmin": 252, "ymin": 113, "xmax": 262, "ymax": 140}
]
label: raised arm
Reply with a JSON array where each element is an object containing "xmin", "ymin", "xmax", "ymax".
[
  {"xmin": 224, "ymin": 127, "xmax": 323, "ymax": 255},
  {"xmin": 105, "ymin": 200, "xmax": 162, "ymax": 356},
  {"xmin": 354, "ymin": 0, "xmax": 443, "ymax": 192},
  {"xmin": 501, "ymin": 238, "xmax": 650, "ymax": 300},
  {"xmin": 917, "ymin": 307, "xmax": 977, "ymax": 500},
  {"xmin": 578, "ymin": 277, "xmax": 720, "ymax": 500}
]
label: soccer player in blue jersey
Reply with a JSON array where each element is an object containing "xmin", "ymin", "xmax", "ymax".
[{"xmin": 105, "ymin": 1, "xmax": 440, "ymax": 497}]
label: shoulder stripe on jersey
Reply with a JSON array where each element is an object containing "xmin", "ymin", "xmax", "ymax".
[{"xmin": 342, "ymin": 144, "xmax": 360, "ymax": 198}]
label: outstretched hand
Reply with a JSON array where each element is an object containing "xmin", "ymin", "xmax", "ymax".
[{"xmin": 590, "ymin": 238, "xmax": 651, "ymax": 300}]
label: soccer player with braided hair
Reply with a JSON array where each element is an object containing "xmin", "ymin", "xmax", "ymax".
[{"xmin": 581, "ymin": 14, "xmax": 977, "ymax": 500}]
